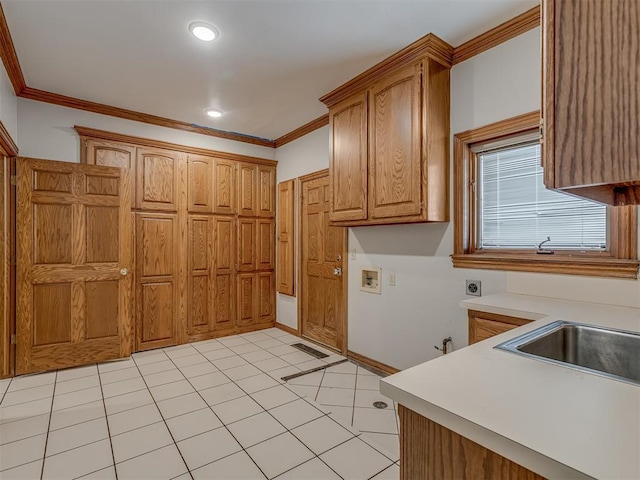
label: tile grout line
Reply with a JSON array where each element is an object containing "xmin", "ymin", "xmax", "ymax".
[
  {"xmin": 39, "ymin": 370, "xmax": 58, "ymax": 480},
  {"xmin": 0, "ymin": 377, "xmax": 13, "ymax": 404},
  {"xmin": 161, "ymin": 350, "xmax": 270, "ymax": 480},
  {"xmin": 97, "ymin": 364, "xmax": 119, "ymax": 480},
  {"xmin": 129, "ymin": 355, "xmax": 194, "ymax": 480}
]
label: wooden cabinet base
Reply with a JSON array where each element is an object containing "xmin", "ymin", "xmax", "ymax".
[
  {"xmin": 399, "ymin": 406, "xmax": 545, "ymax": 480},
  {"xmin": 186, "ymin": 321, "xmax": 275, "ymax": 344}
]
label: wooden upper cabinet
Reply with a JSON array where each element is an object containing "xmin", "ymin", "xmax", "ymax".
[
  {"xmin": 136, "ymin": 147, "xmax": 182, "ymax": 212},
  {"xmin": 542, "ymin": 0, "xmax": 640, "ymax": 205},
  {"xmin": 257, "ymin": 166, "xmax": 276, "ymax": 217},
  {"xmin": 213, "ymin": 158, "xmax": 236, "ymax": 215},
  {"xmin": 321, "ymin": 35, "xmax": 452, "ymax": 226},
  {"xmin": 369, "ymin": 63, "xmax": 422, "ymax": 219},
  {"xmin": 329, "ymin": 92, "xmax": 368, "ymax": 222},
  {"xmin": 187, "ymin": 155, "xmax": 213, "ymax": 213},
  {"xmin": 238, "ymin": 163, "xmax": 257, "ymax": 216}
]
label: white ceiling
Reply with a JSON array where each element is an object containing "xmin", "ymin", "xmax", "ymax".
[{"xmin": 3, "ymin": 0, "xmax": 538, "ymax": 142}]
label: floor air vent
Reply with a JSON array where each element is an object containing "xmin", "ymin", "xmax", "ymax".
[{"xmin": 291, "ymin": 342, "xmax": 329, "ymax": 359}]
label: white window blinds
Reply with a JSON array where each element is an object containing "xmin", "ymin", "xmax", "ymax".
[{"xmin": 478, "ymin": 142, "xmax": 607, "ymax": 250}]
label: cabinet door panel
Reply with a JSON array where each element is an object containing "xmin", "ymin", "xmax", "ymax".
[
  {"xmin": 238, "ymin": 164, "xmax": 257, "ymax": 216},
  {"xmin": 188, "ymin": 155, "xmax": 213, "ymax": 213},
  {"xmin": 257, "ymin": 166, "xmax": 275, "ymax": 217},
  {"xmin": 214, "ymin": 217, "xmax": 236, "ymax": 331},
  {"xmin": 237, "ymin": 218, "xmax": 256, "ymax": 272},
  {"xmin": 257, "ymin": 272, "xmax": 274, "ymax": 323},
  {"xmin": 256, "ymin": 219, "xmax": 275, "ymax": 271},
  {"xmin": 188, "ymin": 216, "xmax": 213, "ymax": 336},
  {"xmin": 330, "ymin": 92, "xmax": 368, "ymax": 221},
  {"xmin": 136, "ymin": 213, "xmax": 178, "ymax": 350},
  {"xmin": 369, "ymin": 64, "xmax": 422, "ymax": 219},
  {"xmin": 84, "ymin": 139, "xmax": 136, "ymax": 171},
  {"xmin": 136, "ymin": 148, "xmax": 181, "ymax": 211},
  {"xmin": 213, "ymin": 159, "xmax": 236, "ymax": 215},
  {"xmin": 237, "ymin": 273, "xmax": 256, "ymax": 327}
]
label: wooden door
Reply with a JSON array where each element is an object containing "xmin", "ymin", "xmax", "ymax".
[
  {"xmin": 238, "ymin": 163, "xmax": 257, "ymax": 216},
  {"xmin": 300, "ymin": 171, "xmax": 347, "ymax": 352},
  {"xmin": 238, "ymin": 218, "xmax": 256, "ymax": 272},
  {"xmin": 369, "ymin": 63, "xmax": 423, "ymax": 219},
  {"xmin": 213, "ymin": 216, "xmax": 236, "ymax": 332},
  {"xmin": 213, "ymin": 158, "xmax": 236, "ymax": 215},
  {"xmin": 187, "ymin": 155, "xmax": 213, "ymax": 213},
  {"xmin": 257, "ymin": 166, "xmax": 275, "ymax": 217},
  {"xmin": 277, "ymin": 180, "xmax": 296, "ymax": 296},
  {"xmin": 1, "ymin": 157, "xmax": 15, "ymax": 379},
  {"xmin": 135, "ymin": 212, "xmax": 178, "ymax": 350},
  {"xmin": 329, "ymin": 91, "xmax": 369, "ymax": 222},
  {"xmin": 136, "ymin": 147, "xmax": 181, "ymax": 211},
  {"xmin": 256, "ymin": 219, "xmax": 275, "ymax": 271},
  {"xmin": 16, "ymin": 158, "xmax": 133, "ymax": 374},
  {"xmin": 187, "ymin": 215, "xmax": 213, "ymax": 337}
]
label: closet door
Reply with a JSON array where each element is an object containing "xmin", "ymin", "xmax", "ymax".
[
  {"xmin": 213, "ymin": 216, "xmax": 236, "ymax": 332},
  {"xmin": 238, "ymin": 163, "xmax": 257, "ymax": 216},
  {"xmin": 187, "ymin": 216, "xmax": 213, "ymax": 337},
  {"xmin": 257, "ymin": 166, "xmax": 275, "ymax": 217},
  {"xmin": 237, "ymin": 218, "xmax": 257, "ymax": 272},
  {"xmin": 213, "ymin": 158, "xmax": 236, "ymax": 215},
  {"xmin": 136, "ymin": 212, "xmax": 179, "ymax": 350},
  {"xmin": 256, "ymin": 219, "xmax": 275, "ymax": 271}
]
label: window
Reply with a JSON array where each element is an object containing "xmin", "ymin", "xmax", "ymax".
[{"xmin": 452, "ymin": 111, "xmax": 638, "ymax": 279}]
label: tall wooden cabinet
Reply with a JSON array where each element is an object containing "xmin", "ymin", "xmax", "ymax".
[
  {"xmin": 321, "ymin": 34, "xmax": 453, "ymax": 226},
  {"xmin": 542, "ymin": 0, "xmax": 640, "ymax": 205},
  {"xmin": 78, "ymin": 127, "xmax": 277, "ymax": 351}
]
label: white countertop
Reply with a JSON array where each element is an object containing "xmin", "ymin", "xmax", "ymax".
[{"xmin": 380, "ymin": 293, "xmax": 640, "ymax": 480}]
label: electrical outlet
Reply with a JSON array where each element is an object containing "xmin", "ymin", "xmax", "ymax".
[{"xmin": 465, "ymin": 280, "xmax": 481, "ymax": 296}]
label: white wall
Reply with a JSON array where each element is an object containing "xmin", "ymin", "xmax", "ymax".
[
  {"xmin": 275, "ymin": 125, "xmax": 330, "ymax": 330},
  {"xmin": 17, "ymin": 98, "xmax": 275, "ymax": 162},
  {"xmin": 0, "ymin": 64, "xmax": 18, "ymax": 145},
  {"xmin": 275, "ymin": 27, "xmax": 639, "ymax": 371}
]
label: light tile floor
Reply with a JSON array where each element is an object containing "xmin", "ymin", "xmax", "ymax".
[{"xmin": 0, "ymin": 328, "xmax": 399, "ymax": 479}]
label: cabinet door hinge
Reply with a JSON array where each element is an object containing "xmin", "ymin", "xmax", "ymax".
[
  {"xmin": 10, "ymin": 175, "xmax": 17, "ymax": 186},
  {"xmin": 10, "ymin": 334, "xmax": 16, "ymax": 345}
]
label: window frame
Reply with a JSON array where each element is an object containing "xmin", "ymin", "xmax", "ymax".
[{"xmin": 452, "ymin": 111, "xmax": 639, "ymax": 279}]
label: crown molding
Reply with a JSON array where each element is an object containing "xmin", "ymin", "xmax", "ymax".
[
  {"xmin": 274, "ymin": 114, "xmax": 329, "ymax": 148},
  {"xmin": 0, "ymin": 120, "xmax": 17, "ymax": 156},
  {"xmin": 320, "ymin": 33, "xmax": 454, "ymax": 108},
  {"xmin": 452, "ymin": 5, "xmax": 541, "ymax": 65},
  {"xmin": 74, "ymin": 125, "xmax": 277, "ymax": 167},
  {"xmin": 22, "ymin": 87, "xmax": 275, "ymax": 148},
  {"xmin": 0, "ymin": 3, "xmax": 25, "ymax": 95}
]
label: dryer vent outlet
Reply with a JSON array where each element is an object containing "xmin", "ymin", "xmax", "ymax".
[{"xmin": 465, "ymin": 280, "xmax": 481, "ymax": 296}]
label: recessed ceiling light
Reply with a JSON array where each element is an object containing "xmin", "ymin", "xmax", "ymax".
[
  {"xmin": 189, "ymin": 22, "xmax": 218, "ymax": 42},
  {"xmin": 206, "ymin": 108, "xmax": 223, "ymax": 118}
]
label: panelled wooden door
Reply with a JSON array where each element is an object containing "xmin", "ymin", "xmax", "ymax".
[
  {"xmin": 300, "ymin": 171, "xmax": 347, "ymax": 352},
  {"xmin": 84, "ymin": 138, "xmax": 136, "ymax": 171},
  {"xmin": 213, "ymin": 216, "xmax": 236, "ymax": 332},
  {"xmin": 17, "ymin": 158, "xmax": 133, "ymax": 374},
  {"xmin": 369, "ymin": 63, "xmax": 423, "ymax": 219},
  {"xmin": 135, "ymin": 212, "xmax": 179, "ymax": 350},
  {"xmin": 238, "ymin": 218, "xmax": 257, "ymax": 272},
  {"xmin": 213, "ymin": 159, "xmax": 236, "ymax": 215},
  {"xmin": 257, "ymin": 166, "xmax": 275, "ymax": 217}
]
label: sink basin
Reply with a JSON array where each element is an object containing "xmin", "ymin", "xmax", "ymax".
[{"xmin": 495, "ymin": 321, "xmax": 640, "ymax": 386}]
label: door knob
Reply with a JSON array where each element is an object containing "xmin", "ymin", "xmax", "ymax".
[
  {"xmin": 120, "ymin": 268, "xmax": 129, "ymax": 276},
  {"xmin": 333, "ymin": 267, "xmax": 342, "ymax": 276}
]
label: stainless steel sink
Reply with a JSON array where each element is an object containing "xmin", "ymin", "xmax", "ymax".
[{"xmin": 495, "ymin": 321, "xmax": 640, "ymax": 386}]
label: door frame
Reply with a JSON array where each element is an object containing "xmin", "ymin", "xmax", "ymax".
[{"xmin": 297, "ymin": 169, "xmax": 348, "ymax": 356}]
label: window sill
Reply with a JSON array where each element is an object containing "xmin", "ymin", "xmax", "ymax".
[{"xmin": 451, "ymin": 253, "xmax": 640, "ymax": 279}]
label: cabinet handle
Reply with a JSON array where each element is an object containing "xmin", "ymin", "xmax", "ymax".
[{"xmin": 120, "ymin": 268, "xmax": 129, "ymax": 276}]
